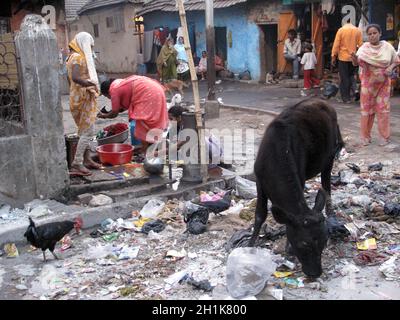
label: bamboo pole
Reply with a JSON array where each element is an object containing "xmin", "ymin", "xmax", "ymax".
[{"xmin": 176, "ymin": 0, "xmax": 208, "ymax": 183}]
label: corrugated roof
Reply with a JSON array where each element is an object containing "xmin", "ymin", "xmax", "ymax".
[
  {"xmin": 77, "ymin": 0, "xmax": 140, "ymax": 15},
  {"xmin": 65, "ymin": 0, "xmax": 90, "ymax": 21},
  {"xmin": 137, "ymin": 0, "xmax": 247, "ymax": 16}
]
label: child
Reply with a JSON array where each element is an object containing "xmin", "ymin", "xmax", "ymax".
[{"xmin": 301, "ymin": 43, "xmax": 320, "ymax": 91}]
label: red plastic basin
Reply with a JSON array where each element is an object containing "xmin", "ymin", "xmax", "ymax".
[{"xmin": 96, "ymin": 143, "xmax": 134, "ymax": 166}]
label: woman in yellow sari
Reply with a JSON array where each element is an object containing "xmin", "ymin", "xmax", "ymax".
[
  {"xmin": 156, "ymin": 37, "xmax": 178, "ymax": 83},
  {"xmin": 66, "ymin": 32, "xmax": 101, "ymax": 176}
]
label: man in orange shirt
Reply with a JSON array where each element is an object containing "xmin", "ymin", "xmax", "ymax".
[{"xmin": 331, "ymin": 21, "xmax": 363, "ymax": 103}]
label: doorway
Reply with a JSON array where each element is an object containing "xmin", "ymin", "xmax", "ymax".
[
  {"xmin": 259, "ymin": 24, "xmax": 278, "ymax": 80},
  {"xmin": 215, "ymin": 27, "xmax": 227, "ymax": 61}
]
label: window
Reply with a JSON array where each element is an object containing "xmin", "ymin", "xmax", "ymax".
[
  {"xmin": 106, "ymin": 17, "xmax": 114, "ymax": 28},
  {"xmin": 106, "ymin": 14, "xmax": 125, "ymax": 33},
  {"xmin": 0, "ymin": 17, "xmax": 10, "ymax": 35},
  {"xmin": 93, "ymin": 24, "xmax": 99, "ymax": 38}
]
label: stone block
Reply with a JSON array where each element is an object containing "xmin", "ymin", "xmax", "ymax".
[
  {"xmin": 204, "ymin": 100, "xmax": 220, "ymax": 120},
  {"xmin": 77, "ymin": 193, "xmax": 93, "ymax": 205}
]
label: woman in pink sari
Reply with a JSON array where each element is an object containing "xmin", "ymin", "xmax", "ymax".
[
  {"xmin": 98, "ymin": 75, "xmax": 168, "ymax": 151},
  {"xmin": 351, "ymin": 24, "xmax": 400, "ymax": 146}
]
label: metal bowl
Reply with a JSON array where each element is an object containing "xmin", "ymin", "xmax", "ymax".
[
  {"xmin": 97, "ymin": 129, "xmax": 129, "ymax": 146},
  {"xmin": 143, "ymin": 157, "xmax": 164, "ymax": 175}
]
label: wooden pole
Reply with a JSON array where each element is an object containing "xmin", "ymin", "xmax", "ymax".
[
  {"xmin": 205, "ymin": 0, "xmax": 216, "ymax": 100},
  {"xmin": 176, "ymin": 0, "xmax": 208, "ymax": 183}
]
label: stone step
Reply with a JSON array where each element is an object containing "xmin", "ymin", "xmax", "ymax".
[{"xmin": 101, "ymin": 182, "xmax": 169, "ymax": 202}]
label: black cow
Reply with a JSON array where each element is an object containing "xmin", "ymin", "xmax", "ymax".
[{"xmin": 249, "ymin": 99, "xmax": 344, "ymax": 278}]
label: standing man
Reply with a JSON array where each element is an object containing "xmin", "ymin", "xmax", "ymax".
[
  {"xmin": 331, "ymin": 21, "xmax": 363, "ymax": 103},
  {"xmin": 283, "ymin": 29, "xmax": 301, "ymax": 80}
]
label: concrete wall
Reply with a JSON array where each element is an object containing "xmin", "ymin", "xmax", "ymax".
[
  {"xmin": 0, "ymin": 14, "xmax": 70, "ymax": 207},
  {"xmin": 68, "ymin": 4, "xmax": 139, "ymax": 73},
  {"xmin": 0, "ymin": 135, "xmax": 36, "ymax": 208},
  {"xmin": 143, "ymin": 5, "xmax": 262, "ymax": 81}
]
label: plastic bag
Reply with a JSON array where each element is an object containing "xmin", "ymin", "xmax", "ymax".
[
  {"xmin": 184, "ymin": 207, "xmax": 210, "ymax": 235},
  {"xmin": 322, "ymin": 81, "xmax": 339, "ymax": 99},
  {"xmin": 225, "ymin": 229, "xmax": 253, "ymax": 251},
  {"xmin": 226, "ymin": 247, "xmax": 277, "ymax": 299},
  {"xmin": 326, "ymin": 215, "xmax": 349, "ymax": 239},
  {"xmin": 235, "ymin": 176, "xmax": 257, "ymax": 199},
  {"xmin": 200, "ymin": 191, "xmax": 232, "ymax": 213},
  {"xmin": 139, "ymin": 199, "xmax": 165, "ymax": 219},
  {"xmin": 86, "ymin": 244, "xmax": 115, "ymax": 260},
  {"xmin": 118, "ymin": 246, "xmax": 140, "ymax": 260},
  {"xmin": 141, "ymin": 219, "xmax": 166, "ymax": 234},
  {"xmin": 384, "ymin": 202, "xmax": 400, "ymax": 217},
  {"xmin": 182, "ymin": 201, "xmax": 203, "ymax": 215}
]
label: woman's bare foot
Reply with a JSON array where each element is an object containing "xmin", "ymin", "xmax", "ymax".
[
  {"xmin": 83, "ymin": 158, "xmax": 102, "ymax": 170},
  {"xmin": 360, "ymin": 138, "xmax": 371, "ymax": 146},
  {"xmin": 70, "ymin": 164, "xmax": 92, "ymax": 176},
  {"xmin": 379, "ymin": 139, "xmax": 390, "ymax": 146}
]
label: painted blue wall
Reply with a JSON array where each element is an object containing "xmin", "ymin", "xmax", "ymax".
[{"xmin": 143, "ymin": 5, "xmax": 261, "ymax": 80}]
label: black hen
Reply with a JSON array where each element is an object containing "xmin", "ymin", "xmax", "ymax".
[{"xmin": 24, "ymin": 216, "xmax": 82, "ymax": 262}]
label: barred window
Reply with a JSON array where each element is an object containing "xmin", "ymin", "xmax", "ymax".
[{"xmin": 0, "ymin": 33, "xmax": 25, "ymax": 136}]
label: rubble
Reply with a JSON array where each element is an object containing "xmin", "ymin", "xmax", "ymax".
[{"xmin": 89, "ymin": 195, "xmax": 113, "ymax": 207}]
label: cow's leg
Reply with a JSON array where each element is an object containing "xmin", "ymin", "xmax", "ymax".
[
  {"xmin": 249, "ymin": 181, "xmax": 269, "ymax": 246},
  {"xmin": 321, "ymin": 158, "xmax": 335, "ymax": 216}
]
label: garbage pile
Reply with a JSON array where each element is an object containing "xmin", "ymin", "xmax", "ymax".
[{"xmin": 4, "ymin": 157, "xmax": 400, "ymax": 300}]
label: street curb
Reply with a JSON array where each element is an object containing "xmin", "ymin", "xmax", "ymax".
[
  {"xmin": 220, "ymin": 104, "xmax": 279, "ymax": 117},
  {"xmin": 0, "ymin": 176, "xmax": 236, "ymax": 248}
]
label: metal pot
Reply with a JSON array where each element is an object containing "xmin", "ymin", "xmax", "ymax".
[{"xmin": 143, "ymin": 157, "xmax": 164, "ymax": 175}]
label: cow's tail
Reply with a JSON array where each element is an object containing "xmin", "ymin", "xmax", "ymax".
[{"xmin": 334, "ymin": 124, "xmax": 345, "ymax": 160}]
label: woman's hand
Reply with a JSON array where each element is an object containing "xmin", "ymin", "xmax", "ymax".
[
  {"xmin": 97, "ymin": 112, "xmax": 107, "ymax": 119},
  {"xmin": 385, "ymin": 67, "xmax": 393, "ymax": 76},
  {"xmin": 163, "ymin": 61, "xmax": 167, "ymax": 67},
  {"xmin": 85, "ymin": 79, "xmax": 95, "ymax": 87},
  {"xmin": 350, "ymin": 52, "xmax": 358, "ymax": 66}
]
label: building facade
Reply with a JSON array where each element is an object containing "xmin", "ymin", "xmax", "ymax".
[{"xmin": 67, "ymin": 0, "xmax": 142, "ymax": 73}]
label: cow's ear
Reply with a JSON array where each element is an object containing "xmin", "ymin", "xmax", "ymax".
[
  {"xmin": 271, "ymin": 206, "xmax": 298, "ymax": 226},
  {"xmin": 313, "ymin": 189, "xmax": 326, "ymax": 212}
]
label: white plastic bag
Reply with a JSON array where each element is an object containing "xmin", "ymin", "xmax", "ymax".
[
  {"xmin": 226, "ymin": 247, "xmax": 277, "ymax": 299},
  {"xmin": 86, "ymin": 244, "xmax": 115, "ymax": 260},
  {"xmin": 140, "ymin": 199, "xmax": 165, "ymax": 219},
  {"xmin": 235, "ymin": 176, "xmax": 257, "ymax": 199}
]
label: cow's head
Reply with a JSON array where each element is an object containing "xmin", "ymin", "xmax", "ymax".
[{"xmin": 271, "ymin": 189, "xmax": 328, "ymax": 278}]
